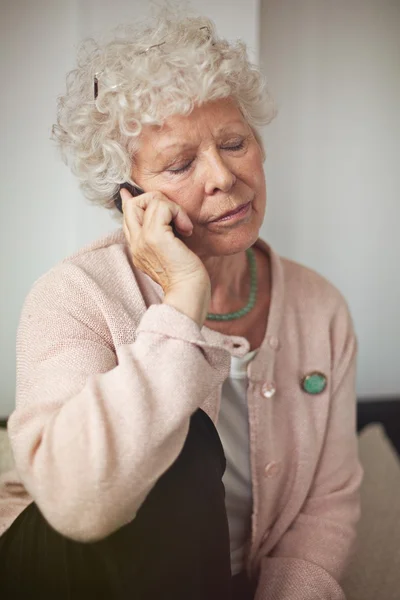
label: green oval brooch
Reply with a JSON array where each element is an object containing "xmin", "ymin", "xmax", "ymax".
[{"xmin": 302, "ymin": 372, "xmax": 327, "ymax": 395}]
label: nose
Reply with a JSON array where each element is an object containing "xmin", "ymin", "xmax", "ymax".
[{"xmin": 203, "ymin": 149, "xmax": 236, "ymax": 195}]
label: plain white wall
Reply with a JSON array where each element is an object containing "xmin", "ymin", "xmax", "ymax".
[
  {"xmin": 0, "ymin": 0, "xmax": 260, "ymax": 416},
  {"xmin": 1, "ymin": 0, "xmax": 82, "ymax": 417},
  {"xmin": 260, "ymin": 0, "xmax": 400, "ymax": 399}
]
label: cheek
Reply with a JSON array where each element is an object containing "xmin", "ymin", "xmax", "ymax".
[
  {"xmin": 249, "ymin": 163, "xmax": 267, "ymax": 217},
  {"xmin": 239, "ymin": 146, "xmax": 265, "ymax": 189},
  {"xmin": 247, "ymin": 163, "xmax": 266, "ymax": 200},
  {"xmin": 251, "ymin": 159, "xmax": 265, "ymax": 184},
  {"xmin": 256, "ymin": 171, "xmax": 267, "ymax": 199},
  {"xmin": 164, "ymin": 181, "xmax": 204, "ymax": 217}
]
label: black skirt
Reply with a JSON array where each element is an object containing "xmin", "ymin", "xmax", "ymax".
[{"xmin": 0, "ymin": 409, "xmax": 256, "ymax": 599}]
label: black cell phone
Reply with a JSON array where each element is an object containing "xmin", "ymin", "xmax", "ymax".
[
  {"xmin": 115, "ymin": 181, "xmax": 180, "ymax": 237},
  {"xmin": 113, "ymin": 182, "xmax": 144, "ymax": 213}
]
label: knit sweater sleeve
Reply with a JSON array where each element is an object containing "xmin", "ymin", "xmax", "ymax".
[{"xmin": 8, "ymin": 264, "xmax": 230, "ymax": 542}]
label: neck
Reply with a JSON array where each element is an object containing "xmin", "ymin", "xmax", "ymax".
[{"xmin": 202, "ymin": 250, "xmax": 249, "ymax": 314}]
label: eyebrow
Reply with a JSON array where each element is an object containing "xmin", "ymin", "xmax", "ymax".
[{"xmin": 154, "ymin": 121, "xmax": 248, "ymax": 160}]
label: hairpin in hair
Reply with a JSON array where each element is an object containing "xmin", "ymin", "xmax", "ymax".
[
  {"xmin": 199, "ymin": 25, "xmax": 211, "ymax": 37},
  {"xmin": 94, "ymin": 71, "xmax": 103, "ymax": 100},
  {"xmin": 199, "ymin": 25, "xmax": 215, "ymax": 45},
  {"xmin": 93, "ymin": 27, "xmax": 214, "ymax": 100},
  {"xmin": 138, "ymin": 41, "xmax": 166, "ymax": 55}
]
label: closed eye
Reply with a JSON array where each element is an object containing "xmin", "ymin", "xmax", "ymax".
[
  {"xmin": 168, "ymin": 161, "xmax": 193, "ymax": 174},
  {"xmin": 222, "ymin": 141, "xmax": 245, "ymax": 151},
  {"xmin": 167, "ymin": 141, "xmax": 246, "ymax": 175}
]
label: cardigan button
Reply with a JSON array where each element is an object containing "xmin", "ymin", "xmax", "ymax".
[
  {"xmin": 268, "ymin": 336, "xmax": 280, "ymax": 350},
  {"xmin": 264, "ymin": 462, "xmax": 282, "ymax": 477},
  {"xmin": 261, "ymin": 382, "xmax": 276, "ymax": 398}
]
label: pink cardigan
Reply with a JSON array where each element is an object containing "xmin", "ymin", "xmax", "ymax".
[{"xmin": 2, "ymin": 229, "xmax": 363, "ymax": 599}]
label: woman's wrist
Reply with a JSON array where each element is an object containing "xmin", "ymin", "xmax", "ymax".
[{"xmin": 163, "ymin": 279, "xmax": 211, "ymax": 329}]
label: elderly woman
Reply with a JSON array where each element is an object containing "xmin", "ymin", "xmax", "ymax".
[{"xmin": 0, "ymin": 11, "xmax": 362, "ymax": 600}]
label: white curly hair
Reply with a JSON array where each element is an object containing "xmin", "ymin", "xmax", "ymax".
[{"xmin": 52, "ymin": 8, "xmax": 277, "ymax": 215}]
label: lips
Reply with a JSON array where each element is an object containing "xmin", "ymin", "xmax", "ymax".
[{"xmin": 210, "ymin": 201, "xmax": 251, "ymax": 222}]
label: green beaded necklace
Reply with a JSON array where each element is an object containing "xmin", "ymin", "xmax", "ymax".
[{"xmin": 206, "ymin": 247, "xmax": 257, "ymax": 321}]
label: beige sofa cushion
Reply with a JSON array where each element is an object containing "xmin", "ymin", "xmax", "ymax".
[
  {"xmin": 0, "ymin": 427, "xmax": 14, "ymax": 476},
  {"xmin": 342, "ymin": 423, "xmax": 400, "ymax": 600}
]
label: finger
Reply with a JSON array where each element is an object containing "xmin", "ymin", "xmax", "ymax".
[
  {"xmin": 120, "ymin": 187, "xmax": 144, "ymax": 240},
  {"xmin": 120, "ymin": 186, "xmax": 132, "ymax": 212},
  {"xmin": 142, "ymin": 194, "xmax": 193, "ymax": 235}
]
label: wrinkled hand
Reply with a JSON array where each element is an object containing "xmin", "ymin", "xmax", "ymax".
[{"xmin": 121, "ymin": 188, "xmax": 209, "ymax": 294}]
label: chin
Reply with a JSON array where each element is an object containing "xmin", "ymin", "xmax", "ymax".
[{"xmin": 198, "ymin": 224, "xmax": 261, "ymax": 258}]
